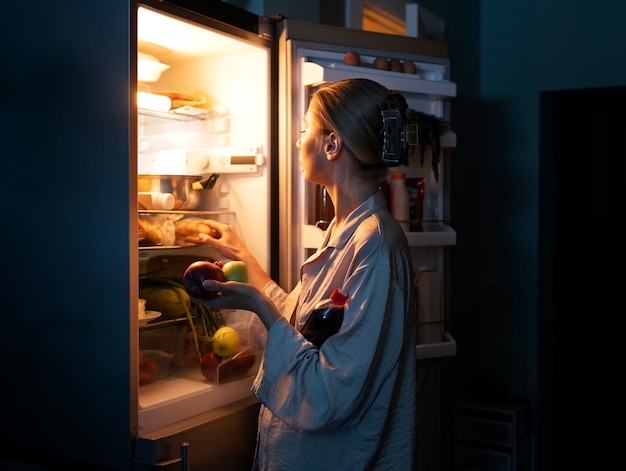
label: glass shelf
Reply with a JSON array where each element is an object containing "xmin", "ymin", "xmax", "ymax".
[
  {"xmin": 138, "ymin": 210, "xmax": 235, "ymax": 250},
  {"xmin": 139, "ymin": 108, "xmax": 209, "ymax": 123}
]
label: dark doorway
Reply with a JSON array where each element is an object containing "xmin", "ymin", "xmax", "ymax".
[{"xmin": 539, "ymin": 85, "xmax": 626, "ymax": 468}]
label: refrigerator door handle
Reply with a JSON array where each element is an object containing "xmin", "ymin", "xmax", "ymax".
[{"xmin": 180, "ymin": 442, "xmax": 189, "ymax": 471}]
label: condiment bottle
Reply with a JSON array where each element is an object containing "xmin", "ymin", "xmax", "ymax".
[
  {"xmin": 389, "ymin": 172, "xmax": 410, "ymax": 231},
  {"xmin": 300, "ymin": 288, "xmax": 349, "ymax": 347}
]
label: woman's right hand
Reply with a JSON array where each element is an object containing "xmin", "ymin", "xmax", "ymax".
[{"xmin": 193, "ymin": 219, "xmax": 249, "ymax": 261}]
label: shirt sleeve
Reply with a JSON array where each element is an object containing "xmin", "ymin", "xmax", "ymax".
[{"xmin": 248, "ymin": 280, "xmax": 301, "ymax": 349}]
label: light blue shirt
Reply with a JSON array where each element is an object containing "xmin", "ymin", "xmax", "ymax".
[{"xmin": 251, "ymin": 190, "xmax": 417, "ymax": 470}]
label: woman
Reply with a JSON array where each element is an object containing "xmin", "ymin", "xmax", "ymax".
[{"xmin": 189, "ymin": 78, "xmax": 417, "ymax": 470}]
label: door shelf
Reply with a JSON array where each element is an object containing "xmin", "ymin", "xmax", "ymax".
[
  {"xmin": 302, "ymin": 222, "xmax": 456, "ymax": 249},
  {"xmin": 416, "ymin": 332, "xmax": 456, "ymax": 361},
  {"xmin": 404, "ymin": 223, "xmax": 456, "ymax": 246},
  {"xmin": 302, "ymin": 59, "xmax": 456, "ymax": 99}
]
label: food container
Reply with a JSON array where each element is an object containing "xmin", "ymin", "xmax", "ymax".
[
  {"xmin": 138, "ymin": 349, "xmax": 174, "ymax": 385},
  {"xmin": 174, "ymin": 327, "xmax": 261, "ymax": 385},
  {"xmin": 140, "ymin": 325, "xmax": 177, "ymax": 353},
  {"xmin": 138, "ymin": 175, "xmax": 202, "ymax": 210},
  {"xmin": 199, "ymin": 343, "xmax": 261, "ymax": 386},
  {"xmin": 138, "ymin": 53, "xmax": 170, "ymax": 83}
]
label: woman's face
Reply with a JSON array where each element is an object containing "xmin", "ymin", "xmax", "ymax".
[{"xmin": 296, "ymin": 109, "xmax": 326, "ymax": 184}]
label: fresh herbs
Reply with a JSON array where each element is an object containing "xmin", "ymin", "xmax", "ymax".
[{"xmin": 406, "ymin": 109, "xmax": 449, "ymax": 182}]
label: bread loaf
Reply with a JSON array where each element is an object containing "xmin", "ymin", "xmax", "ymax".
[{"xmin": 138, "ymin": 215, "xmax": 164, "ymax": 246}]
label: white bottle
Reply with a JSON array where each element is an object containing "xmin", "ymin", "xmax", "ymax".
[{"xmin": 389, "ymin": 172, "xmax": 410, "ymax": 232}]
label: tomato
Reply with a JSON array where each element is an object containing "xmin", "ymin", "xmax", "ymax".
[{"xmin": 139, "ymin": 359, "xmax": 158, "ymax": 384}]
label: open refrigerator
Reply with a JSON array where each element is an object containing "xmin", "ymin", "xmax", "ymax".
[
  {"xmin": 135, "ymin": 1, "xmax": 458, "ymax": 467},
  {"xmin": 133, "ymin": 3, "xmax": 457, "ymax": 466}
]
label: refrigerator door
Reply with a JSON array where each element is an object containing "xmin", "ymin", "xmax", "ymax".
[{"xmin": 276, "ymin": 20, "xmax": 457, "ymax": 291}]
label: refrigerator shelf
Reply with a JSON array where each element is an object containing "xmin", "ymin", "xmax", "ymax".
[
  {"xmin": 139, "ymin": 108, "xmax": 209, "ymax": 122},
  {"xmin": 138, "ymin": 210, "xmax": 235, "ymax": 216},
  {"xmin": 138, "ymin": 210, "xmax": 236, "ymax": 249},
  {"xmin": 416, "ymin": 332, "xmax": 456, "ymax": 361}
]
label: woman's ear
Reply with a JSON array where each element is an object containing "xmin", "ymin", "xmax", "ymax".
[{"xmin": 324, "ymin": 132, "xmax": 343, "ymax": 161}]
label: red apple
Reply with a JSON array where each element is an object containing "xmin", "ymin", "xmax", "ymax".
[
  {"xmin": 200, "ymin": 351, "xmax": 224, "ymax": 382},
  {"xmin": 230, "ymin": 346, "xmax": 256, "ymax": 375},
  {"xmin": 183, "ymin": 260, "xmax": 226, "ymax": 300},
  {"xmin": 201, "ymin": 346, "xmax": 256, "ymax": 383}
]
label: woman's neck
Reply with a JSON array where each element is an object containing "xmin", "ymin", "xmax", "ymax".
[{"xmin": 328, "ymin": 178, "xmax": 379, "ymax": 227}]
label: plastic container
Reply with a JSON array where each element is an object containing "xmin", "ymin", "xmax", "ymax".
[
  {"xmin": 389, "ymin": 172, "xmax": 410, "ymax": 232},
  {"xmin": 199, "ymin": 344, "xmax": 261, "ymax": 385},
  {"xmin": 138, "ymin": 349, "xmax": 174, "ymax": 385},
  {"xmin": 300, "ymin": 288, "xmax": 349, "ymax": 347}
]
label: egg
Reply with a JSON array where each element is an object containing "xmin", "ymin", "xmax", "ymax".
[
  {"xmin": 403, "ymin": 60, "xmax": 418, "ymax": 74},
  {"xmin": 389, "ymin": 58, "xmax": 403, "ymax": 72},
  {"xmin": 343, "ymin": 51, "xmax": 361, "ymax": 67},
  {"xmin": 372, "ymin": 56, "xmax": 390, "ymax": 70}
]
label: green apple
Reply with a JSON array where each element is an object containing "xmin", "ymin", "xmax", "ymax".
[{"xmin": 222, "ymin": 260, "xmax": 249, "ymax": 283}]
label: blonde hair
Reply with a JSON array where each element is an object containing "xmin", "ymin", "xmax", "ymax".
[{"xmin": 308, "ymin": 78, "xmax": 408, "ymax": 178}]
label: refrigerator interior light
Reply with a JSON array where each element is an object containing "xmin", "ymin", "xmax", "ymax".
[{"xmin": 138, "ymin": 91, "xmax": 172, "ymax": 113}]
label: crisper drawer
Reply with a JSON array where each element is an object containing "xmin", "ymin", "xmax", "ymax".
[
  {"xmin": 138, "ymin": 364, "xmax": 259, "ymax": 434},
  {"xmin": 134, "ymin": 396, "xmax": 260, "ymax": 471}
]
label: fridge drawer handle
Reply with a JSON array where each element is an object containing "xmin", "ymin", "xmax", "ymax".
[{"xmin": 181, "ymin": 441, "xmax": 189, "ymax": 471}]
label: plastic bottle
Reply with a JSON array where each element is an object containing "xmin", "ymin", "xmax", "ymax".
[
  {"xmin": 389, "ymin": 172, "xmax": 410, "ymax": 232},
  {"xmin": 300, "ymin": 288, "xmax": 349, "ymax": 347}
]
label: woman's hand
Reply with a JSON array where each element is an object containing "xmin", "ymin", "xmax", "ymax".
[
  {"xmin": 198, "ymin": 279, "xmax": 281, "ymax": 330},
  {"xmin": 193, "ymin": 219, "xmax": 249, "ymax": 261},
  {"xmin": 177, "ymin": 219, "xmax": 272, "ymax": 290}
]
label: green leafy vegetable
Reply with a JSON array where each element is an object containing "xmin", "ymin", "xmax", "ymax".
[{"xmin": 405, "ymin": 109, "xmax": 449, "ymax": 182}]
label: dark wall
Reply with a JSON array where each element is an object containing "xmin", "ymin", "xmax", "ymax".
[
  {"xmin": 414, "ymin": 0, "xmax": 626, "ymax": 469},
  {"xmin": 0, "ymin": 1, "xmax": 135, "ymax": 469}
]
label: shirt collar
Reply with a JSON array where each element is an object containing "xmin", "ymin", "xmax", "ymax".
[{"xmin": 322, "ymin": 189, "xmax": 387, "ymax": 250}]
